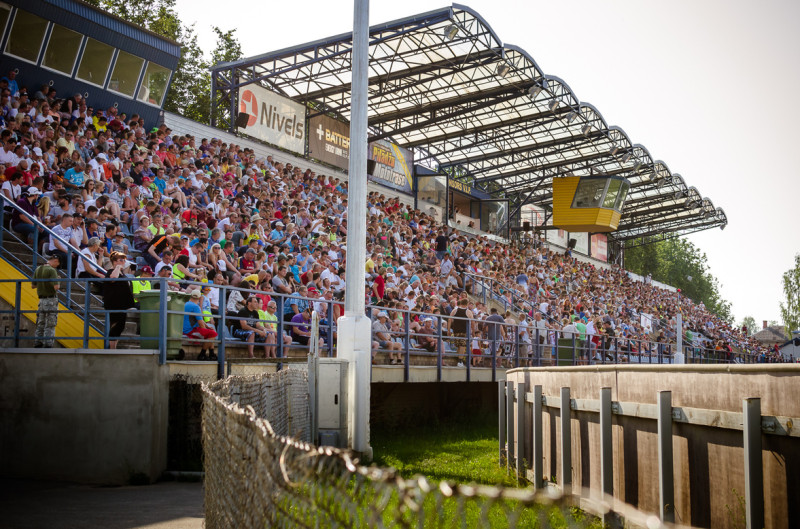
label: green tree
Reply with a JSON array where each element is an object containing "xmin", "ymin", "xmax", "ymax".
[
  {"xmin": 210, "ymin": 27, "xmax": 243, "ymax": 66},
  {"xmin": 82, "ymin": 1, "xmax": 244, "ymax": 125},
  {"xmin": 624, "ymin": 237, "xmax": 732, "ymax": 322},
  {"xmin": 780, "ymin": 254, "xmax": 800, "ymax": 337},
  {"xmin": 738, "ymin": 316, "xmax": 757, "ymax": 336}
]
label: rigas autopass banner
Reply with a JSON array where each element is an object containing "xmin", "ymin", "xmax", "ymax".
[
  {"xmin": 308, "ymin": 114, "xmax": 350, "ymax": 169},
  {"xmin": 237, "ymin": 84, "xmax": 306, "ymax": 155},
  {"xmin": 367, "ymin": 139, "xmax": 413, "ymax": 194}
]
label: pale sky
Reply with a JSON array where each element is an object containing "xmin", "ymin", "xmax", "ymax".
[{"xmin": 175, "ymin": 0, "xmax": 800, "ymax": 323}]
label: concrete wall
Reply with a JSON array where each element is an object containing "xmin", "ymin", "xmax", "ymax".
[
  {"xmin": 0, "ymin": 349, "xmax": 169, "ymax": 485},
  {"xmin": 506, "ymin": 365, "xmax": 800, "ymax": 528}
]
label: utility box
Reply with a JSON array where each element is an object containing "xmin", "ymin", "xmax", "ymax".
[{"xmin": 308, "ymin": 357, "xmax": 348, "ymax": 448}]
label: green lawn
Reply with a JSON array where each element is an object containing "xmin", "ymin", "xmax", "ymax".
[
  {"xmin": 372, "ymin": 416, "xmax": 518, "ymax": 487},
  {"xmin": 370, "ymin": 417, "xmax": 605, "ymax": 528}
]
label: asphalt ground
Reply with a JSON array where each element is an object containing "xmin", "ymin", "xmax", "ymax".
[{"xmin": 0, "ymin": 478, "xmax": 204, "ymax": 529}]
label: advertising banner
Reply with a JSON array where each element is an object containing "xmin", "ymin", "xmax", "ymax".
[
  {"xmin": 571, "ymin": 232, "xmax": 589, "ymax": 255},
  {"xmin": 367, "ymin": 139, "xmax": 413, "ymax": 194},
  {"xmin": 308, "ymin": 114, "xmax": 350, "ymax": 169},
  {"xmin": 546, "ymin": 228, "xmax": 569, "ymax": 248},
  {"xmin": 237, "ymin": 84, "xmax": 306, "ymax": 155},
  {"xmin": 590, "ymin": 233, "xmax": 608, "ymax": 262}
]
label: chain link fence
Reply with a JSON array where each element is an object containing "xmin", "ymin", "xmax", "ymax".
[{"xmin": 202, "ymin": 372, "xmax": 674, "ymax": 529}]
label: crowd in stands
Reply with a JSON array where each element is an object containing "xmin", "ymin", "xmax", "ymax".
[{"xmin": 0, "ymin": 69, "xmax": 790, "ymax": 363}]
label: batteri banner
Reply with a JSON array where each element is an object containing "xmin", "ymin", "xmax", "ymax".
[
  {"xmin": 367, "ymin": 139, "xmax": 414, "ymax": 194},
  {"xmin": 308, "ymin": 114, "xmax": 350, "ymax": 169},
  {"xmin": 237, "ymin": 84, "xmax": 306, "ymax": 155}
]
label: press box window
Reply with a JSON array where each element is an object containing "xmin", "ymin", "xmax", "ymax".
[
  {"xmin": 571, "ymin": 178, "xmax": 607, "ymax": 208},
  {"xmin": 0, "ymin": 4, "xmax": 11, "ymax": 39},
  {"xmin": 76, "ymin": 38, "xmax": 114, "ymax": 86},
  {"xmin": 108, "ymin": 50, "xmax": 144, "ymax": 97},
  {"xmin": 137, "ymin": 62, "xmax": 170, "ymax": 106},
  {"xmin": 5, "ymin": 9, "xmax": 48, "ymax": 62},
  {"xmin": 42, "ymin": 24, "xmax": 82, "ymax": 75}
]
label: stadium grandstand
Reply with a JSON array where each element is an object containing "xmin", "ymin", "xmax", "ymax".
[{"xmin": 0, "ymin": 0, "xmax": 790, "ymax": 368}]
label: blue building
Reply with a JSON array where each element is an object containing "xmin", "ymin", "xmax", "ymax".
[{"xmin": 0, "ymin": 0, "xmax": 180, "ymax": 125}]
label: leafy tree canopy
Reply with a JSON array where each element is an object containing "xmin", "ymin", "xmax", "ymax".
[
  {"xmin": 83, "ymin": 0, "xmax": 243, "ymax": 125},
  {"xmin": 780, "ymin": 253, "xmax": 800, "ymax": 338},
  {"xmin": 624, "ymin": 237, "xmax": 732, "ymax": 322}
]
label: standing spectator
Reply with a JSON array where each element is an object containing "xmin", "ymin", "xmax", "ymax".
[
  {"xmin": 32, "ymin": 254, "xmax": 61, "ymax": 347},
  {"xmin": 449, "ymin": 298, "xmax": 473, "ymax": 366},
  {"xmin": 486, "ymin": 307, "xmax": 507, "ymax": 362},
  {"xmin": 104, "ymin": 252, "xmax": 135, "ymax": 349}
]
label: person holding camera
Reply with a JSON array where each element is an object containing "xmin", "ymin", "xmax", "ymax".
[{"xmin": 104, "ymin": 251, "xmax": 135, "ymax": 349}]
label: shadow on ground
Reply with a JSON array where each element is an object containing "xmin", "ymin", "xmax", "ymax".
[{"xmin": 0, "ymin": 478, "xmax": 204, "ymax": 529}]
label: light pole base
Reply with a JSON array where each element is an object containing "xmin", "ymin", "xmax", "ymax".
[{"xmin": 337, "ymin": 314, "xmax": 373, "ymax": 459}]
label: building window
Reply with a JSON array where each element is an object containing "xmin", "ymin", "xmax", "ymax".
[
  {"xmin": 571, "ymin": 178, "xmax": 607, "ymax": 208},
  {"xmin": 0, "ymin": 4, "xmax": 11, "ymax": 39},
  {"xmin": 42, "ymin": 24, "xmax": 82, "ymax": 75},
  {"xmin": 76, "ymin": 38, "xmax": 114, "ymax": 86},
  {"xmin": 5, "ymin": 9, "xmax": 48, "ymax": 63},
  {"xmin": 137, "ymin": 61, "xmax": 170, "ymax": 106},
  {"xmin": 108, "ymin": 50, "xmax": 143, "ymax": 97}
]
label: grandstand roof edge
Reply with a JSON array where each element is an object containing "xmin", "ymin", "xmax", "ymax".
[
  {"xmin": 210, "ymin": 4, "xmax": 461, "ymax": 72},
  {"xmin": 47, "ymin": 0, "xmax": 182, "ymax": 53}
]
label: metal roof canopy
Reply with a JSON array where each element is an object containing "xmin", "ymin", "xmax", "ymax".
[{"xmin": 209, "ymin": 3, "xmax": 726, "ymax": 244}]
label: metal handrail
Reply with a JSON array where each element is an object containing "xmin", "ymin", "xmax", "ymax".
[{"xmin": 1, "ymin": 276, "xmax": 771, "ymax": 384}]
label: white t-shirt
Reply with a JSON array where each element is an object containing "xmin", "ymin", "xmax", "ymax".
[
  {"xmin": 76, "ymin": 247, "xmax": 102, "ymax": 275},
  {"xmin": 1, "ymin": 181, "xmax": 22, "ymax": 202}
]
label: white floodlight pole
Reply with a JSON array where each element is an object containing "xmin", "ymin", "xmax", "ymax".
[{"xmin": 337, "ymin": 0, "xmax": 372, "ymax": 460}]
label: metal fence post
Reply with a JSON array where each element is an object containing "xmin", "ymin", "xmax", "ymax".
[
  {"xmin": 560, "ymin": 386, "xmax": 572, "ymax": 493},
  {"xmin": 403, "ymin": 314, "xmax": 410, "ymax": 382},
  {"xmin": 658, "ymin": 390, "xmax": 674, "ymax": 523},
  {"xmin": 516, "ymin": 382, "xmax": 525, "ymax": 482},
  {"xmin": 158, "ymin": 281, "xmax": 168, "ymax": 364},
  {"xmin": 532, "ymin": 384, "xmax": 543, "ymax": 489},
  {"xmin": 600, "ymin": 387, "xmax": 613, "ymax": 499},
  {"xmin": 277, "ymin": 295, "xmax": 284, "ymax": 360},
  {"xmin": 514, "ymin": 323, "xmax": 520, "ymax": 368},
  {"xmin": 571, "ymin": 333, "xmax": 576, "ymax": 366},
  {"xmin": 32, "ymin": 228, "xmax": 39, "ymax": 270},
  {"xmin": 217, "ymin": 287, "xmax": 227, "ymax": 379},
  {"xmin": 498, "ymin": 381, "xmax": 506, "ymax": 466},
  {"xmin": 506, "ymin": 380, "xmax": 514, "ymax": 472},
  {"xmin": 13, "ymin": 282, "xmax": 21, "ymax": 347},
  {"xmin": 466, "ymin": 317, "xmax": 471, "ymax": 382},
  {"xmin": 743, "ymin": 398, "xmax": 764, "ymax": 529},
  {"xmin": 436, "ymin": 316, "xmax": 443, "ymax": 382},
  {"xmin": 83, "ymin": 278, "xmax": 90, "ymax": 348},
  {"xmin": 327, "ymin": 302, "xmax": 335, "ymax": 357},
  {"xmin": 66, "ymin": 252, "xmax": 73, "ymax": 304}
]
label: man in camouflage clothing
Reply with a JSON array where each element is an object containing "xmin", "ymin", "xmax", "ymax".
[{"xmin": 32, "ymin": 254, "xmax": 61, "ymax": 347}]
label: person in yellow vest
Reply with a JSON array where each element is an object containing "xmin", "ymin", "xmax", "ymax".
[{"xmin": 132, "ymin": 266, "xmax": 154, "ymax": 306}]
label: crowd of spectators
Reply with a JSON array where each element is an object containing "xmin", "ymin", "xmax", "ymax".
[{"xmin": 0, "ymin": 69, "xmax": 789, "ymax": 363}]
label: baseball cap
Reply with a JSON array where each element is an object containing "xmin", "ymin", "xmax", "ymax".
[
  {"xmin": 245, "ymin": 274, "xmax": 259, "ymax": 284},
  {"xmin": 190, "ymin": 290, "xmax": 202, "ymax": 298},
  {"xmin": 140, "ymin": 266, "xmax": 153, "ymax": 275},
  {"xmin": 377, "ymin": 311, "xmax": 388, "ymax": 318},
  {"xmin": 27, "ymin": 187, "xmax": 41, "ymax": 196}
]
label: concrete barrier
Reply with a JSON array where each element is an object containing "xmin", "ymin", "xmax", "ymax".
[
  {"xmin": 0, "ymin": 349, "xmax": 169, "ymax": 485},
  {"xmin": 504, "ymin": 364, "xmax": 800, "ymax": 528}
]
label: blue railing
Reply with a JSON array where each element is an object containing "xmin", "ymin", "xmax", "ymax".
[{"xmin": 1, "ymin": 274, "xmax": 762, "ymax": 380}]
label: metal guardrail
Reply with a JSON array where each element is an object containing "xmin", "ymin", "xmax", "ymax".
[{"xmin": 2, "ymin": 273, "xmax": 760, "ymax": 381}]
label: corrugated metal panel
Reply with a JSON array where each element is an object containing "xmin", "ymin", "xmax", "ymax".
[{"xmin": 6, "ymin": 0, "xmax": 180, "ymax": 68}]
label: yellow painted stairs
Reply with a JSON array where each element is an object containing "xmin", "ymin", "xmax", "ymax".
[{"xmin": 0, "ymin": 256, "xmax": 103, "ymax": 348}]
